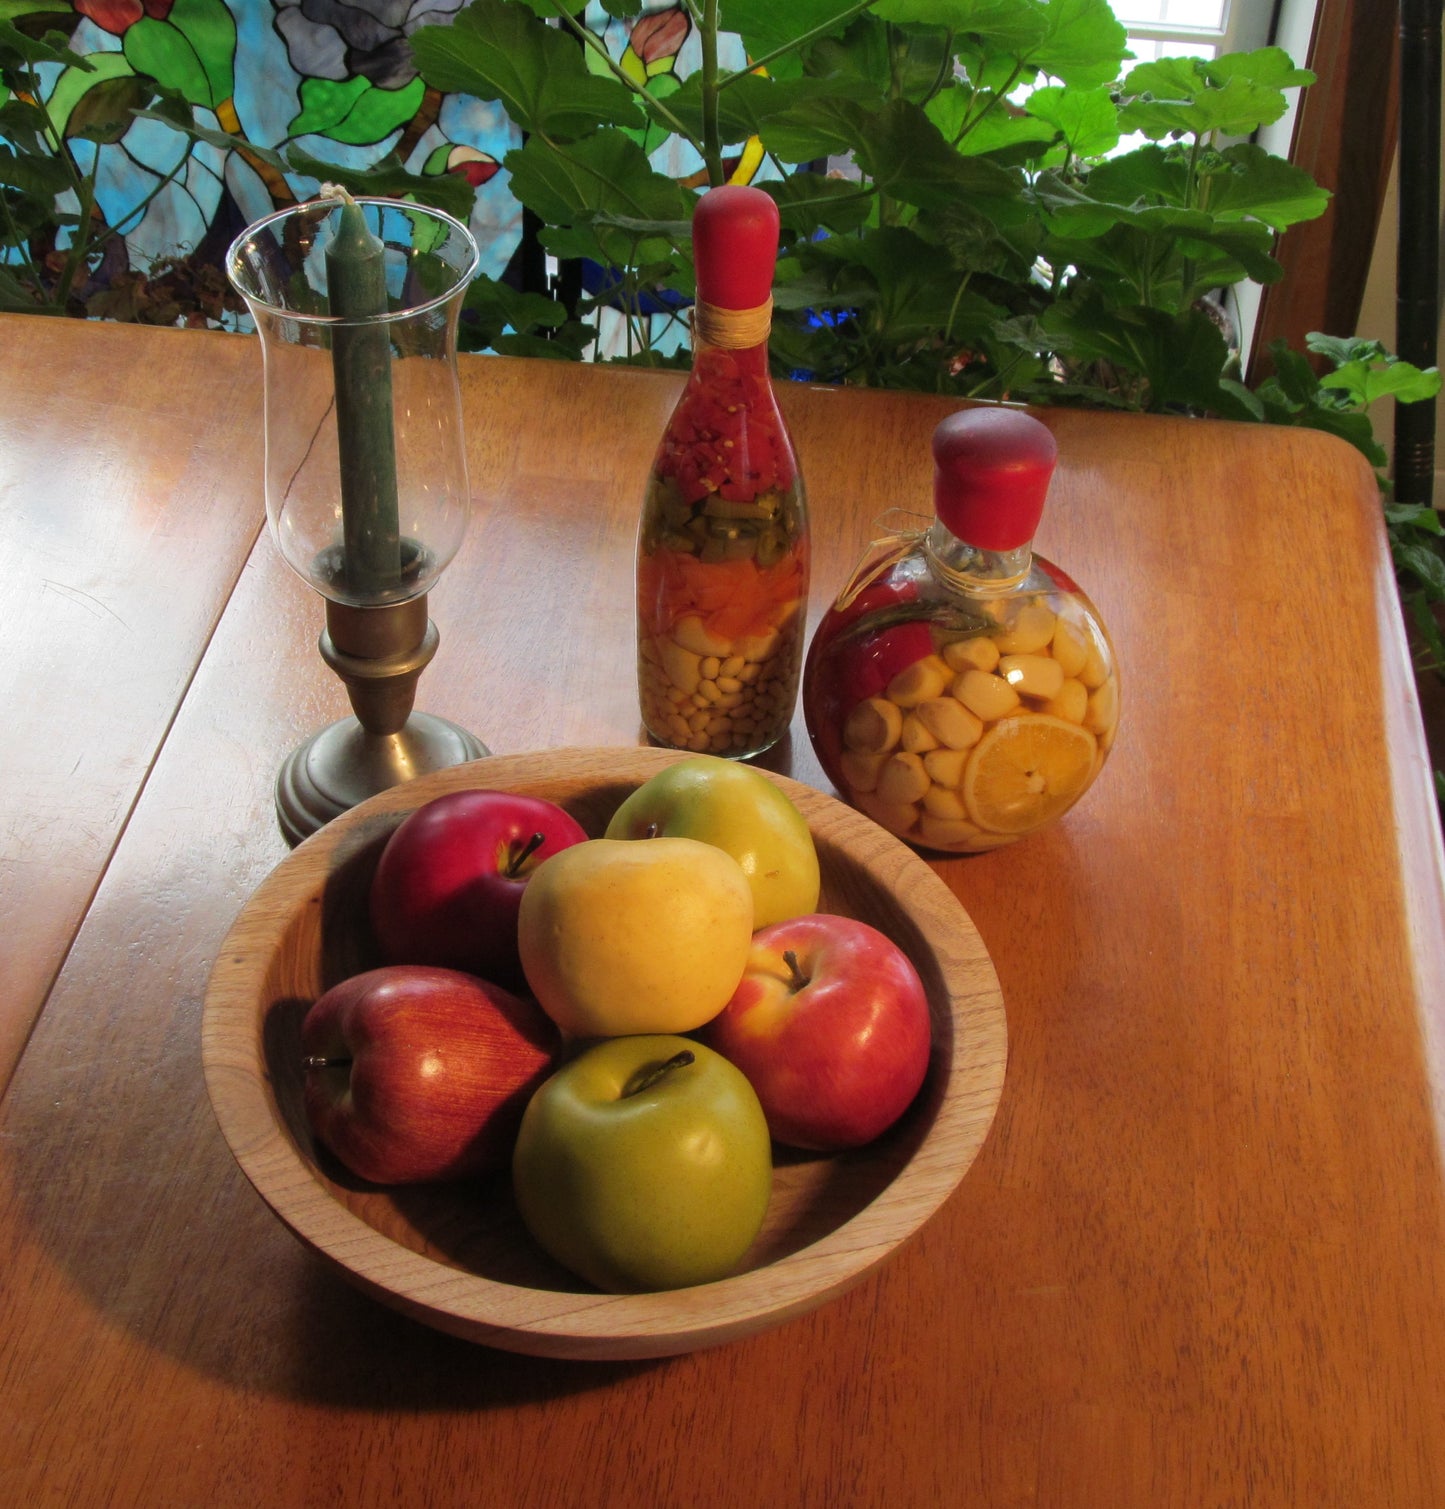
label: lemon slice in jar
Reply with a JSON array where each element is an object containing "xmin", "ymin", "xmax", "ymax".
[{"xmin": 963, "ymin": 714, "xmax": 1098, "ymax": 833}]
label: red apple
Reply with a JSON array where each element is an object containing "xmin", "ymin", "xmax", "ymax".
[
  {"xmin": 701, "ymin": 913, "xmax": 932, "ymax": 1151},
  {"xmin": 300, "ymin": 965, "xmax": 560, "ymax": 1184},
  {"xmin": 369, "ymin": 790, "xmax": 588, "ymax": 990}
]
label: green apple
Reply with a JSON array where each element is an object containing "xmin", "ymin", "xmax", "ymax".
[
  {"xmin": 603, "ymin": 755, "xmax": 820, "ymax": 928},
  {"xmin": 511, "ymin": 1035, "xmax": 773, "ymax": 1292},
  {"xmin": 517, "ymin": 836, "xmax": 754, "ymax": 1037}
]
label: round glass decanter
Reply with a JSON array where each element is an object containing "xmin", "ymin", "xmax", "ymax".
[{"xmin": 803, "ymin": 407, "xmax": 1119, "ymax": 853}]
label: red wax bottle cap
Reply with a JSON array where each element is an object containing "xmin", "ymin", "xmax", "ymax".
[
  {"xmin": 932, "ymin": 406, "xmax": 1057, "ymax": 551},
  {"xmin": 692, "ymin": 185, "xmax": 780, "ymax": 310}
]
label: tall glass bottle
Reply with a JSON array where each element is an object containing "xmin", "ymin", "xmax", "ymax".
[
  {"xmin": 803, "ymin": 407, "xmax": 1119, "ymax": 852},
  {"xmin": 635, "ymin": 185, "xmax": 809, "ymax": 760}
]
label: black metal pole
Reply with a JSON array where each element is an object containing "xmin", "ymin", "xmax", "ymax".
[{"xmin": 1395, "ymin": 0, "xmax": 1443, "ymax": 505}]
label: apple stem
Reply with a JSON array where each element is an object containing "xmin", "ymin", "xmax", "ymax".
[
  {"xmin": 622, "ymin": 1049, "xmax": 695, "ymax": 1097},
  {"xmin": 782, "ymin": 950, "xmax": 810, "ymax": 991},
  {"xmin": 302, "ymin": 1056, "xmax": 352, "ymax": 1071},
  {"xmin": 643, "ymin": 821, "xmax": 660, "ymax": 839},
  {"xmin": 505, "ymin": 831, "xmax": 547, "ymax": 877}
]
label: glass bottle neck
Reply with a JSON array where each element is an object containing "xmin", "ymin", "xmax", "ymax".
[
  {"xmin": 689, "ymin": 332, "xmax": 770, "ymax": 378},
  {"xmin": 924, "ymin": 520, "xmax": 1032, "ymax": 597}
]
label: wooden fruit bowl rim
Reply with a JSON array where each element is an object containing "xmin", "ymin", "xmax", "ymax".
[{"xmin": 201, "ymin": 746, "xmax": 1008, "ymax": 1359}]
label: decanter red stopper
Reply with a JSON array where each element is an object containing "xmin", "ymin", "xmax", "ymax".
[
  {"xmin": 932, "ymin": 407, "xmax": 1057, "ymax": 552},
  {"xmin": 692, "ymin": 185, "xmax": 779, "ymax": 312}
]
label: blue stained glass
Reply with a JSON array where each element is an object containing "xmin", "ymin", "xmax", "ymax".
[{"xmin": 3, "ymin": 0, "xmax": 771, "ymax": 337}]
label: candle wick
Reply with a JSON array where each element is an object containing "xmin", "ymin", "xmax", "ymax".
[{"xmin": 318, "ymin": 181, "xmax": 358, "ymax": 209}]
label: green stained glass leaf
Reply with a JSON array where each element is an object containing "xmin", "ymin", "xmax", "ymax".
[
  {"xmin": 124, "ymin": 17, "xmax": 212, "ymax": 109},
  {"xmin": 291, "ymin": 76, "xmax": 425, "ymax": 146},
  {"xmin": 169, "ymin": 0, "xmax": 235, "ymax": 104},
  {"xmin": 291, "ymin": 76, "xmax": 369, "ymax": 138},
  {"xmin": 66, "ymin": 72, "xmax": 157, "ymax": 144},
  {"xmin": 43, "ymin": 53, "xmax": 132, "ymax": 140},
  {"xmin": 410, "ymin": 0, "xmax": 639, "ymax": 141}
]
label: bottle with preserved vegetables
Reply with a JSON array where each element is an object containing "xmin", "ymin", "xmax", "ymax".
[
  {"xmin": 635, "ymin": 185, "xmax": 808, "ymax": 760},
  {"xmin": 803, "ymin": 407, "xmax": 1118, "ymax": 852}
]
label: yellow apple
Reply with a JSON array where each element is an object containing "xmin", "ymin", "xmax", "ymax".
[
  {"xmin": 517, "ymin": 836, "xmax": 754, "ymax": 1037},
  {"xmin": 602, "ymin": 756, "xmax": 820, "ymax": 928}
]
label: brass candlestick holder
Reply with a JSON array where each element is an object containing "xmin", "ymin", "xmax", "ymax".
[
  {"xmin": 274, "ymin": 594, "xmax": 486, "ymax": 848},
  {"xmin": 227, "ymin": 194, "xmax": 487, "ymax": 845}
]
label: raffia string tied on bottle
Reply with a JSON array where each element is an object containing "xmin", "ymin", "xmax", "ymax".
[{"xmin": 692, "ymin": 296, "xmax": 773, "ymax": 350}]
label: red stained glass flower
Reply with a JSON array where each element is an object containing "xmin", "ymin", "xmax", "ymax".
[
  {"xmin": 632, "ymin": 6, "xmax": 689, "ymax": 65},
  {"xmin": 74, "ymin": 0, "xmax": 173, "ymax": 36}
]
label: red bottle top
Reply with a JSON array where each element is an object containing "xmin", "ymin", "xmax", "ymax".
[
  {"xmin": 692, "ymin": 185, "xmax": 779, "ymax": 312},
  {"xmin": 931, "ymin": 407, "xmax": 1057, "ymax": 553}
]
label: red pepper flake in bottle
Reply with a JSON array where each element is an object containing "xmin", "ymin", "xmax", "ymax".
[{"xmin": 635, "ymin": 185, "xmax": 810, "ymax": 760}]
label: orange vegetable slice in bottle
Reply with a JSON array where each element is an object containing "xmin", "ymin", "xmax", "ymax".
[{"xmin": 963, "ymin": 714, "xmax": 1098, "ymax": 833}]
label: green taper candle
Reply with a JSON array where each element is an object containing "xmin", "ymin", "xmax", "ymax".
[{"xmin": 325, "ymin": 190, "xmax": 402, "ymax": 596}]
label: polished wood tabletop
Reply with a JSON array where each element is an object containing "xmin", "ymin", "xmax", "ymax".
[{"xmin": 2, "ymin": 312, "xmax": 1444, "ymax": 1507}]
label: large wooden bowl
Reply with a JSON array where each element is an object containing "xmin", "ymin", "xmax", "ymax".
[{"xmin": 202, "ymin": 747, "xmax": 1007, "ymax": 1359}]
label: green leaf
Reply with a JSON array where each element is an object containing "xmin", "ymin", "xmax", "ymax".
[
  {"xmin": 927, "ymin": 83, "xmax": 1057, "ymax": 158},
  {"xmin": 1396, "ymin": 540, "xmax": 1445, "ymax": 598},
  {"xmin": 1029, "ymin": 0, "xmax": 1129, "ymax": 89},
  {"xmin": 411, "ymin": 0, "xmax": 639, "ymax": 141},
  {"xmin": 285, "ymin": 149, "xmax": 478, "ymax": 220},
  {"xmin": 1387, "ymin": 503, "xmax": 1445, "ymax": 534},
  {"xmin": 724, "ymin": 0, "xmax": 871, "ymax": 62},
  {"xmin": 132, "ymin": 106, "xmax": 288, "ymax": 170},
  {"xmin": 1119, "ymin": 55, "xmax": 1295, "ymax": 140},
  {"xmin": 1320, "ymin": 360, "xmax": 1444, "ymax": 407},
  {"xmin": 1024, "ymin": 83, "xmax": 1119, "ymax": 160},
  {"xmin": 0, "ymin": 15, "xmax": 93, "ymax": 70},
  {"xmin": 0, "ymin": 141, "xmax": 67, "ymax": 194},
  {"xmin": 506, "ymin": 127, "xmax": 692, "ymax": 226},
  {"xmin": 1199, "ymin": 143, "xmax": 1329, "ymax": 230},
  {"xmin": 1206, "ymin": 46, "xmax": 1314, "ymax": 93},
  {"xmin": 660, "ymin": 69, "xmax": 874, "ymax": 147},
  {"xmin": 852, "ymin": 98, "xmax": 1019, "ymax": 211},
  {"xmin": 762, "ymin": 171, "xmax": 873, "ymax": 236},
  {"xmin": 737, "ymin": 92, "xmax": 866, "ymax": 163},
  {"xmin": 1041, "ymin": 296, "xmax": 1233, "ymax": 411}
]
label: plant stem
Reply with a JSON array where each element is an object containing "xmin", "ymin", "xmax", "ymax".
[
  {"xmin": 623, "ymin": 1049, "xmax": 695, "ymax": 1097},
  {"xmin": 701, "ymin": 0, "xmax": 723, "ymax": 186}
]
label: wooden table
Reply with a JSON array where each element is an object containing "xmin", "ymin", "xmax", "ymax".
[{"xmin": 2, "ymin": 314, "xmax": 1443, "ymax": 1508}]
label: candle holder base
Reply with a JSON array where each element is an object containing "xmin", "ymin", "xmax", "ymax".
[{"xmin": 275, "ymin": 713, "xmax": 489, "ymax": 848}]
